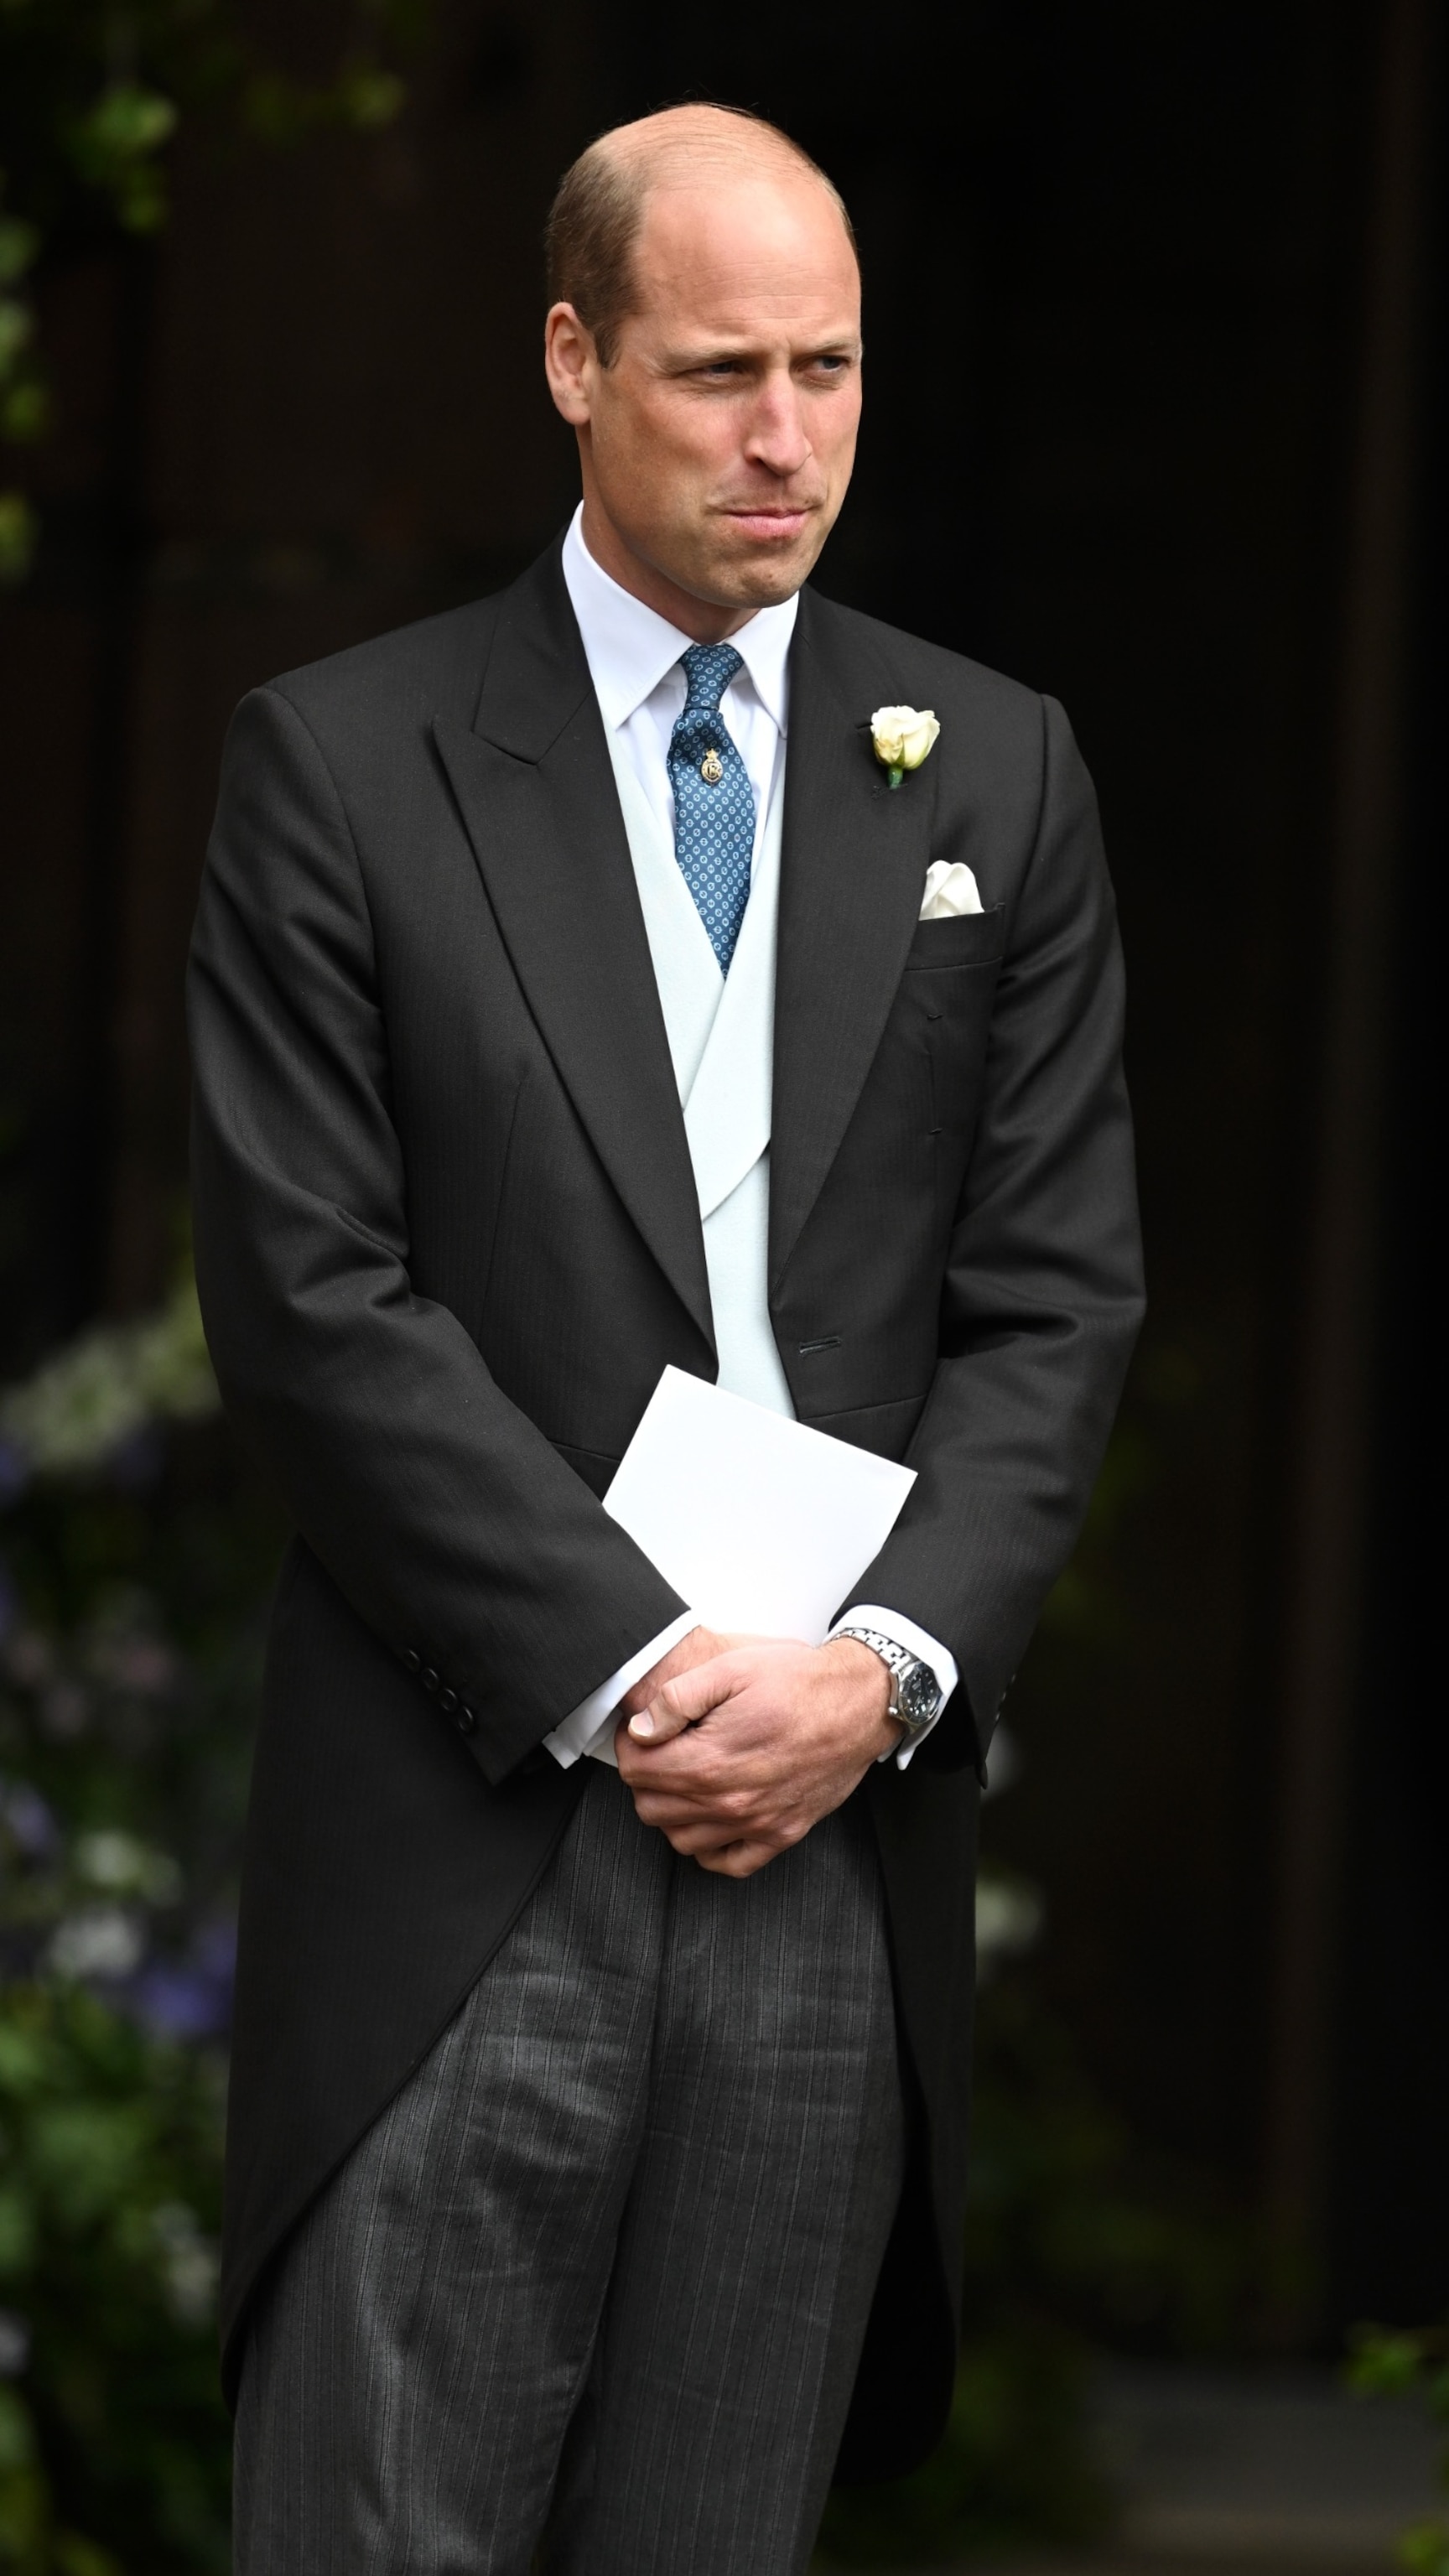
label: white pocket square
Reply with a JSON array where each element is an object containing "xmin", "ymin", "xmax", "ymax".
[{"xmin": 919, "ymin": 860, "xmax": 984, "ymax": 921}]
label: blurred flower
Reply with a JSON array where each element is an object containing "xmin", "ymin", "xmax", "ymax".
[
  {"xmin": 149, "ymin": 2201, "xmax": 219, "ymax": 2327},
  {"xmin": 45, "ymin": 1903, "xmax": 146, "ymax": 1981},
  {"xmin": 0, "ymin": 1266, "xmax": 217, "ymax": 1481},
  {"xmin": 128, "ymin": 1919, "xmax": 236, "ymax": 2042},
  {"xmin": 129, "ymin": 1966, "xmax": 224, "ymax": 2041},
  {"xmin": 0, "ymin": 1776, "xmax": 59, "ymax": 1862},
  {"xmin": 0, "ymin": 2310, "xmax": 29, "ymax": 2377},
  {"xmin": 74, "ymin": 1829, "xmax": 181, "ymax": 1905},
  {"xmin": 976, "ymin": 1872, "xmax": 1045, "ymax": 1981}
]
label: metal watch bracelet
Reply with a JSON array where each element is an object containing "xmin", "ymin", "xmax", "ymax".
[{"xmin": 832, "ymin": 1625, "xmax": 939, "ymax": 1737}]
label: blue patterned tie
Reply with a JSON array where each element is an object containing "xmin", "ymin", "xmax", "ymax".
[{"xmin": 667, "ymin": 643, "xmax": 756, "ymax": 974}]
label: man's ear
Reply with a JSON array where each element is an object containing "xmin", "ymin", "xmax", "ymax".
[{"xmin": 544, "ymin": 302, "xmax": 596, "ymax": 425}]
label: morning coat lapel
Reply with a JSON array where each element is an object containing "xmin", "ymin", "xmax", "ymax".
[
  {"xmin": 769, "ymin": 586, "xmax": 937, "ymax": 1286},
  {"xmin": 433, "ymin": 546, "xmax": 714, "ymax": 1350}
]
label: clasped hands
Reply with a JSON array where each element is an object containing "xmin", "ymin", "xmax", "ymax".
[{"xmin": 612, "ymin": 1625, "xmax": 901, "ymax": 1879}]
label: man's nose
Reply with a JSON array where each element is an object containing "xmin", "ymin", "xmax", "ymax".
[{"xmin": 744, "ymin": 376, "xmax": 812, "ymax": 477}]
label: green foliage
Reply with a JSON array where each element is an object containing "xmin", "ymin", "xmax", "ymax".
[
  {"xmin": 0, "ymin": 1985, "xmax": 228, "ymax": 2574},
  {"xmin": 0, "ymin": 1272, "xmax": 216, "ymax": 1481},
  {"xmin": 0, "ymin": 0, "xmax": 430, "ymax": 581},
  {"xmin": 820, "ymin": 1971, "xmax": 1247, "ymax": 2563},
  {"xmin": 1348, "ymin": 2325, "xmax": 1449, "ymax": 2576},
  {"xmin": 60, "ymin": 80, "xmax": 178, "ymax": 235},
  {"xmin": 823, "ymin": 2324, "xmax": 1108, "ymax": 2563},
  {"xmin": 0, "ymin": 1265, "xmax": 286, "ymax": 2569}
]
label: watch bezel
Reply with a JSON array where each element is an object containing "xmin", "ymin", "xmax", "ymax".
[{"xmin": 896, "ymin": 1657, "xmax": 942, "ymax": 1728}]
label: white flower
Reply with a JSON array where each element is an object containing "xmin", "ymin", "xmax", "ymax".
[
  {"xmin": 45, "ymin": 1903, "xmax": 146, "ymax": 1981},
  {"xmin": 870, "ymin": 704, "xmax": 941, "ymax": 787},
  {"xmin": 0, "ymin": 1268, "xmax": 217, "ymax": 1478},
  {"xmin": 75, "ymin": 1829, "xmax": 182, "ymax": 1904}
]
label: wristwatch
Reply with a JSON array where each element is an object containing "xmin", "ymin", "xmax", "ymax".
[{"xmin": 833, "ymin": 1626, "xmax": 943, "ymax": 1741}]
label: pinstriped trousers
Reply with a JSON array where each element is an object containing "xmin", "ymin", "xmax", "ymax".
[{"xmin": 232, "ymin": 1765, "xmax": 906, "ymax": 2576}]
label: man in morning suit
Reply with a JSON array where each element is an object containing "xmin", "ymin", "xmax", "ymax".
[{"xmin": 189, "ymin": 102, "xmax": 1144, "ymax": 2576}]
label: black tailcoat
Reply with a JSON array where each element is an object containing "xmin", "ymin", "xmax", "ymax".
[{"xmin": 187, "ymin": 541, "xmax": 1143, "ymax": 2478}]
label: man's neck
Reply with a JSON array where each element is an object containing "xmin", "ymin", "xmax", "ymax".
[{"xmin": 577, "ymin": 497, "xmax": 771, "ymax": 644}]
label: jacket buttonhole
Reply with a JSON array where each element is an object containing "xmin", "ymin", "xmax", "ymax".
[{"xmin": 797, "ymin": 1335, "xmax": 843, "ymax": 1356}]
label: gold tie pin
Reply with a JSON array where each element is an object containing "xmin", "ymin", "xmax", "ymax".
[{"xmin": 699, "ymin": 748, "xmax": 724, "ymax": 785}]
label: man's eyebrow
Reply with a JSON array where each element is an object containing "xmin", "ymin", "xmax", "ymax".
[{"xmin": 666, "ymin": 333, "xmax": 862, "ymax": 364}]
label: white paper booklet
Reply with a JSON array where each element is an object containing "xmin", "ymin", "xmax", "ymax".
[{"xmin": 604, "ymin": 1365, "xmax": 917, "ymax": 1641}]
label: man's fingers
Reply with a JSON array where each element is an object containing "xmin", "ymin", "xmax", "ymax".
[
  {"xmin": 632, "ymin": 1793, "xmax": 802, "ymax": 1872},
  {"xmin": 695, "ymin": 1838, "xmax": 779, "ymax": 1878},
  {"xmin": 626, "ymin": 1649, "xmax": 740, "ymax": 1743}
]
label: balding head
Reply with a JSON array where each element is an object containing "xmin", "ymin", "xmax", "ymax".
[{"xmin": 546, "ymin": 104, "xmax": 857, "ymax": 368}]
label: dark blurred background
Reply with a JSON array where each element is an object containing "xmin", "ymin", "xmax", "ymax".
[{"xmin": 0, "ymin": 0, "xmax": 1445, "ymax": 2563}]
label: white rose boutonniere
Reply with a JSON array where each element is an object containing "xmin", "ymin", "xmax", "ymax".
[{"xmin": 870, "ymin": 704, "xmax": 940, "ymax": 791}]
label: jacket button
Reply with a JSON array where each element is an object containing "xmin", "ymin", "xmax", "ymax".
[
  {"xmin": 422, "ymin": 1667, "xmax": 440, "ymax": 1693},
  {"xmin": 455, "ymin": 1704, "xmax": 477, "ymax": 1737},
  {"xmin": 402, "ymin": 1649, "xmax": 421, "ymax": 1675},
  {"xmin": 439, "ymin": 1688, "xmax": 459, "ymax": 1715}
]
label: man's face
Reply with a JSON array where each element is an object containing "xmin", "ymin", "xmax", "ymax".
[{"xmin": 546, "ymin": 169, "xmax": 863, "ymax": 634}]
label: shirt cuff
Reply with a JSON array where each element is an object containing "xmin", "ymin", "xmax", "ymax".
[
  {"xmin": 828, "ymin": 1604, "xmax": 958, "ymax": 1770},
  {"xmin": 542, "ymin": 1610, "xmax": 699, "ymax": 1771}
]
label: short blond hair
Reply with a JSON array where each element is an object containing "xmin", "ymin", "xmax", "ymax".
[{"xmin": 544, "ymin": 103, "xmax": 857, "ymax": 366}]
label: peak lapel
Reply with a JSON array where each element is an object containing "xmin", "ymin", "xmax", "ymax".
[
  {"xmin": 434, "ymin": 548, "xmax": 713, "ymax": 1350},
  {"xmin": 769, "ymin": 589, "xmax": 937, "ymax": 1286}
]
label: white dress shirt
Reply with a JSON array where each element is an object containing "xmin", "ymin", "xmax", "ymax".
[{"xmin": 543, "ymin": 506, "xmax": 958, "ymax": 1768}]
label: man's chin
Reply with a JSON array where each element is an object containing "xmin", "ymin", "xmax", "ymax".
[{"xmin": 702, "ymin": 532, "xmax": 826, "ymax": 609}]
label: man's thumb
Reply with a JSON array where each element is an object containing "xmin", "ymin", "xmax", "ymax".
[{"xmin": 627, "ymin": 1656, "xmax": 730, "ymax": 1741}]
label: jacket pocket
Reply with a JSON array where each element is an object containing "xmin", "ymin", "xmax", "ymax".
[{"xmin": 904, "ymin": 902, "xmax": 1007, "ymax": 970}]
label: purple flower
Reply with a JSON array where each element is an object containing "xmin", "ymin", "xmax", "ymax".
[
  {"xmin": 0, "ymin": 1778, "xmax": 60, "ymax": 1861},
  {"xmin": 127, "ymin": 1919, "xmax": 236, "ymax": 2040}
]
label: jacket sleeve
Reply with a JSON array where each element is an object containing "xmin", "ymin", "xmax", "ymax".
[
  {"xmin": 852, "ymin": 693, "xmax": 1145, "ymax": 1772},
  {"xmin": 187, "ymin": 683, "xmax": 688, "ymax": 1784}
]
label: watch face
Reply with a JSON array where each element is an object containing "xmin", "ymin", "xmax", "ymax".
[{"xmin": 900, "ymin": 1661, "xmax": 940, "ymax": 1726}]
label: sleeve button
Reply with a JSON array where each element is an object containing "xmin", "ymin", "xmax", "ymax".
[
  {"xmin": 422, "ymin": 1667, "xmax": 440, "ymax": 1693},
  {"xmin": 439, "ymin": 1687, "xmax": 459, "ymax": 1715},
  {"xmin": 402, "ymin": 1649, "xmax": 422, "ymax": 1675},
  {"xmin": 455, "ymin": 1704, "xmax": 477, "ymax": 1737}
]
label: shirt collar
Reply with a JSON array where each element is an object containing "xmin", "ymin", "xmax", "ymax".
[{"xmin": 562, "ymin": 503, "xmax": 797, "ymax": 737}]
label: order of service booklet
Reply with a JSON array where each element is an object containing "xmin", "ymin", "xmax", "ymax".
[{"xmin": 603, "ymin": 1365, "xmax": 917, "ymax": 1642}]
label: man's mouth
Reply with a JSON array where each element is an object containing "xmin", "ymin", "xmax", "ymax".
[{"xmin": 720, "ymin": 506, "xmax": 815, "ymax": 539}]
